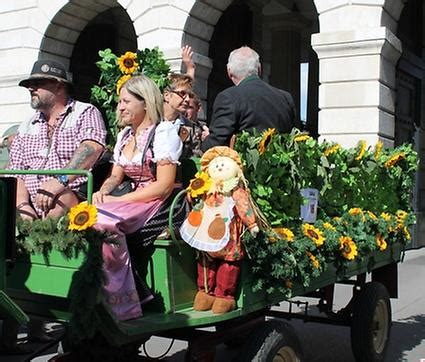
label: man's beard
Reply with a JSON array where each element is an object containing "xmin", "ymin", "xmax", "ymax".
[
  {"xmin": 30, "ymin": 95, "xmax": 51, "ymax": 110},
  {"xmin": 30, "ymin": 95, "xmax": 42, "ymax": 110}
]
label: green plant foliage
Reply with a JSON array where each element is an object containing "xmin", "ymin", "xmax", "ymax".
[
  {"xmin": 236, "ymin": 129, "xmax": 418, "ymax": 295},
  {"xmin": 16, "ymin": 216, "xmax": 105, "ymax": 260},
  {"xmin": 90, "ymin": 48, "xmax": 171, "ymax": 145}
]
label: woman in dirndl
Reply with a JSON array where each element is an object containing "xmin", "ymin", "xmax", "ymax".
[{"xmin": 92, "ymin": 75, "xmax": 182, "ymax": 321}]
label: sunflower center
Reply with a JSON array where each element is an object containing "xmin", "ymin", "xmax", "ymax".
[
  {"xmin": 192, "ymin": 178, "xmax": 205, "ymax": 190},
  {"xmin": 75, "ymin": 211, "xmax": 89, "ymax": 226},
  {"xmin": 124, "ymin": 58, "xmax": 134, "ymax": 68},
  {"xmin": 263, "ymin": 135, "xmax": 272, "ymax": 148},
  {"xmin": 307, "ymin": 229, "xmax": 319, "ymax": 239},
  {"xmin": 343, "ymin": 243, "xmax": 351, "ymax": 253}
]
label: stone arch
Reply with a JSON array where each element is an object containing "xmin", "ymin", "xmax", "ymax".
[
  {"xmin": 40, "ymin": 0, "xmax": 119, "ymax": 66},
  {"xmin": 181, "ymin": 0, "xmax": 319, "ymax": 133},
  {"xmin": 39, "ymin": 1, "xmax": 136, "ymax": 102}
]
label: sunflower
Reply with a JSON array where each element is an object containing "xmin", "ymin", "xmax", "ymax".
[
  {"xmin": 323, "ymin": 144, "xmax": 340, "ymax": 157},
  {"xmin": 374, "ymin": 141, "xmax": 383, "ymax": 160},
  {"xmin": 339, "ymin": 236, "xmax": 358, "ymax": 260},
  {"xmin": 302, "ymin": 224, "xmax": 325, "ymax": 246},
  {"xmin": 116, "ymin": 74, "xmax": 131, "ymax": 95},
  {"xmin": 258, "ymin": 128, "xmax": 276, "ymax": 155},
  {"xmin": 323, "ymin": 222, "xmax": 336, "ymax": 231},
  {"xmin": 355, "ymin": 140, "xmax": 366, "ymax": 161},
  {"xmin": 117, "ymin": 51, "xmax": 139, "ymax": 74},
  {"xmin": 380, "ymin": 212, "xmax": 392, "ymax": 222},
  {"xmin": 348, "ymin": 207, "xmax": 363, "ymax": 216},
  {"xmin": 187, "ymin": 171, "xmax": 212, "ymax": 198},
  {"xmin": 384, "ymin": 152, "xmax": 405, "ymax": 168},
  {"xmin": 294, "ymin": 134, "xmax": 311, "ymax": 142},
  {"xmin": 375, "ymin": 234, "xmax": 387, "ymax": 251},
  {"xmin": 68, "ymin": 202, "xmax": 97, "ymax": 231},
  {"xmin": 307, "ymin": 251, "xmax": 320, "ymax": 269},
  {"xmin": 273, "ymin": 227, "xmax": 294, "ymax": 242},
  {"xmin": 366, "ymin": 211, "xmax": 377, "ymax": 220},
  {"xmin": 396, "ymin": 210, "xmax": 408, "ymax": 225},
  {"xmin": 402, "ymin": 226, "xmax": 411, "ymax": 240}
]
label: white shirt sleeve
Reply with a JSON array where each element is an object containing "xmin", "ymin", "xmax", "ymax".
[{"xmin": 153, "ymin": 121, "xmax": 183, "ymax": 164}]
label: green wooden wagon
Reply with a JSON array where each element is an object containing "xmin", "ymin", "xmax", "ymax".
[{"xmin": 0, "ymin": 168, "xmax": 405, "ymax": 361}]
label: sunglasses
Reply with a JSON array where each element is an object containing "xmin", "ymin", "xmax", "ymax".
[{"xmin": 170, "ymin": 89, "xmax": 193, "ymax": 99}]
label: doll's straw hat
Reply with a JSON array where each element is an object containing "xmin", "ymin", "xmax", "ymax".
[{"xmin": 200, "ymin": 146, "xmax": 243, "ymax": 171}]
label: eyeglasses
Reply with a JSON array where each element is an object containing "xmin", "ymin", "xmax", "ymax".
[
  {"xmin": 27, "ymin": 79, "xmax": 56, "ymax": 88},
  {"xmin": 170, "ymin": 89, "xmax": 193, "ymax": 99}
]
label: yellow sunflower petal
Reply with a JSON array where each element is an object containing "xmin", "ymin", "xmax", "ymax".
[
  {"xmin": 339, "ymin": 236, "xmax": 358, "ymax": 260},
  {"xmin": 258, "ymin": 128, "xmax": 276, "ymax": 155},
  {"xmin": 187, "ymin": 171, "xmax": 212, "ymax": 198},
  {"xmin": 302, "ymin": 224, "xmax": 325, "ymax": 246},
  {"xmin": 117, "ymin": 51, "xmax": 139, "ymax": 74},
  {"xmin": 68, "ymin": 202, "xmax": 97, "ymax": 231}
]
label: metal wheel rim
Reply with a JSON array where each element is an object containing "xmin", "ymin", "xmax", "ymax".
[
  {"xmin": 372, "ymin": 299, "xmax": 389, "ymax": 353},
  {"xmin": 273, "ymin": 346, "xmax": 300, "ymax": 362}
]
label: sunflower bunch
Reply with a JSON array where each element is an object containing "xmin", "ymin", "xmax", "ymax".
[
  {"xmin": 243, "ymin": 208, "xmax": 415, "ymax": 295},
  {"xmin": 91, "ymin": 47, "xmax": 170, "ymax": 144},
  {"xmin": 236, "ymin": 129, "xmax": 418, "ymax": 295},
  {"xmin": 16, "ymin": 202, "xmax": 106, "ymax": 259}
]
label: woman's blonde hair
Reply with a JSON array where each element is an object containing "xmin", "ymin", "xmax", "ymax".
[{"xmin": 117, "ymin": 75, "xmax": 163, "ymax": 126}]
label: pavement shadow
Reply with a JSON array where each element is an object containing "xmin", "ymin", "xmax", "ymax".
[{"xmin": 386, "ymin": 314, "xmax": 425, "ymax": 362}]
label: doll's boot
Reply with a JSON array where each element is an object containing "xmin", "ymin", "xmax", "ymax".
[
  {"xmin": 211, "ymin": 297, "xmax": 236, "ymax": 314},
  {"xmin": 193, "ymin": 291, "xmax": 216, "ymax": 311}
]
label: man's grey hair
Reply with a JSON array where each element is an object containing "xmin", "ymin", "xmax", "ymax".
[{"xmin": 227, "ymin": 46, "xmax": 260, "ymax": 79}]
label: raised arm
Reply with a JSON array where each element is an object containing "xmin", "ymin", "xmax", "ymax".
[{"xmin": 182, "ymin": 45, "xmax": 195, "ymax": 80}]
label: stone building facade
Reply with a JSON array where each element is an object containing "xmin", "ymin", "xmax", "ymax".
[{"xmin": 0, "ymin": 0, "xmax": 423, "ymax": 246}]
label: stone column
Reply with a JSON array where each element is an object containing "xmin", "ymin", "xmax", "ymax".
[{"xmin": 312, "ymin": 27, "xmax": 402, "ymax": 147}]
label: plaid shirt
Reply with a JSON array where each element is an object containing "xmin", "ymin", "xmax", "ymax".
[{"xmin": 8, "ymin": 99, "xmax": 106, "ymax": 214}]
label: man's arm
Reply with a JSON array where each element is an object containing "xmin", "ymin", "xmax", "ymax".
[
  {"xmin": 35, "ymin": 140, "xmax": 104, "ymax": 212},
  {"xmin": 65, "ymin": 140, "xmax": 104, "ymax": 183},
  {"xmin": 201, "ymin": 90, "xmax": 237, "ymax": 151}
]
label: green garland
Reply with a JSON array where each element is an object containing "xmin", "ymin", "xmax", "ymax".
[{"xmin": 16, "ymin": 216, "xmax": 94, "ymax": 260}]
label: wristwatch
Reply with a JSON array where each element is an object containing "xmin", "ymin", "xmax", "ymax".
[{"xmin": 55, "ymin": 174, "xmax": 69, "ymax": 187}]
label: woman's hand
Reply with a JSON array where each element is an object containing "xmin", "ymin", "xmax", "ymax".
[
  {"xmin": 101, "ymin": 195, "xmax": 121, "ymax": 203},
  {"xmin": 93, "ymin": 190, "xmax": 109, "ymax": 205}
]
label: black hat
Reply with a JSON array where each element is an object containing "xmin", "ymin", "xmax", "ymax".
[{"xmin": 19, "ymin": 59, "xmax": 72, "ymax": 88}]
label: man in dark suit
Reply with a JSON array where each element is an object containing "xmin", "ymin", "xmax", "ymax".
[{"xmin": 201, "ymin": 46, "xmax": 300, "ymax": 151}]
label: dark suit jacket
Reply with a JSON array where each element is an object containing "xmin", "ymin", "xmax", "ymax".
[{"xmin": 201, "ymin": 75, "xmax": 300, "ymax": 151}]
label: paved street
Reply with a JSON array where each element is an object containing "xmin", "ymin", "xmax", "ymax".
[{"xmin": 2, "ymin": 247, "xmax": 424, "ymax": 362}]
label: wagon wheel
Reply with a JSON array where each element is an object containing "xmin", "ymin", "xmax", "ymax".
[
  {"xmin": 351, "ymin": 281, "xmax": 391, "ymax": 362},
  {"xmin": 239, "ymin": 320, "xmax": 303, "ymax": 362}
]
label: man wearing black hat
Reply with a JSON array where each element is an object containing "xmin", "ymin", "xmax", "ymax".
[
  {"xmin": 2, "ymin": 60, "xmax": 107, "ymax": 350},
  {"xmin": 7, "ymin": 59, "xmax": 106, "ymax": 220}
]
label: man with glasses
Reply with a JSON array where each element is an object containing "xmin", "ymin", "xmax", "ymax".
[{"xmin": 201, "ymin": 46, "xmax": 300, "ymax": 151}]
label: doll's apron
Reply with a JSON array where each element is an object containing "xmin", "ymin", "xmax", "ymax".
[{"xmin": 180, "ymin": 194, "xmax": 234, "ymax": 252}]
